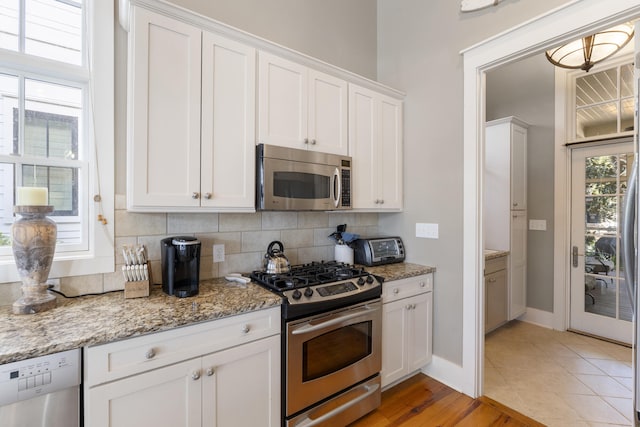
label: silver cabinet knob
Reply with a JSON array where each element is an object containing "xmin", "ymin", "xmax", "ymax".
[
  {"xmin": 304, "ymin": 138, "xmax": 309, "ymax": 144},
  {"xmin": 412, "ymin": 304, "xmax": 417, "ymax": 309},
  {"xmin": 145, "ymin": 348, "xmax": 156, "ymax": 359},
  {"xmin": 241, "ymin": 324, "xmax": 250, "ymax": 334},
  {"xmin": 192, "ymin": 192, "xmax": 200, "ymax": 199},
  {"xmin": 206, "ymin": 368, "xmax": 214, "ymax": 376},
  {"xmin": 513, "ymin": 202, "xmax": 518, "ymax": 207},
  {"xmin": 420, "ymin": 282, "xmax": 426, "ymax": 288},
  {"xmin": 192, "ymin": 370, "xmax": 201, "ymax": 380},
  {"xmin": 311, "ymin": 139, "xmax": 316, "ymax": 145},
  {"xmin": 204, "ymin": 193, "xmax": 212, "ymax": 199},
  {"xmin": 380, "ymin": 200, "xmax": 384, "ymax": 204},
  {"xmin": 405, "ymin": 304, "xmax": 412, "ymax": 310},
  {"xmin": 393, "ymin": 288, "xmax": 399, "ymax": 294}
]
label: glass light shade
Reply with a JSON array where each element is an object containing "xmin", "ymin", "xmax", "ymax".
[{"xmin": 546, "ymin": 24, "xmax": 634, "ymax": 72}]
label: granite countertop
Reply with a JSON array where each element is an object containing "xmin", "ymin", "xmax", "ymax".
[
  {"xmin": 365, "ymin": 262, "xmax": 435, "ymax": 282},
  {"xmin": 0, "ymin": 262, "xmax": 434, "ymax": 365},
  {"xmin": 0, "ymin": 279, "xmax": 281, "ymax": 364},
  {"xmin": 484, "ymin": 249, "xmax": 509, "ymax": 260}
]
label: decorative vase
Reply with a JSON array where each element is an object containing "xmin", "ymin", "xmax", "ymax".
[{"xmin": 11, "ymin": 205, "xmax": 57, "ymax": 315}]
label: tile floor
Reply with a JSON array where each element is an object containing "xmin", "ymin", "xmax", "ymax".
[{"xmin": 484, "ymin": 320, "xmax": 633, "ymax": 426}]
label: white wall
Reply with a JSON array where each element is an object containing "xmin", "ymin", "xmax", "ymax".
[{"xmin": 376, "ymin": 0, "xmax": 569, "ymax": 365}]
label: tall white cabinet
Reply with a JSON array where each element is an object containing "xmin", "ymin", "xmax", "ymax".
[{"xmin": 484, "ymin": 117, "xmax": 528, "ymax": 320}]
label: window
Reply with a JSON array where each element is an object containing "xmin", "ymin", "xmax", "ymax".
[
  {"xmin": 0, "ymin": 0, "xmax": 114, "ymax": 281},
  {"xmin": 571, "ymin": 57, "xmax": 634, "ymax": 140}
]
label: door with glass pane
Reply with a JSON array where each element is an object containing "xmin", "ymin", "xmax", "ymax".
[{"xmin": 570, "ymin": 142, "xmax": 633, "ymax": 343}]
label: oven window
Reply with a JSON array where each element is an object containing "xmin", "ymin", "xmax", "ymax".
[
  {"xmin": 302, "ymin": 321, "xmax": 372, "ymax": 382},
  {"xmin": 273, "ymin": 172, "xmax": 330, "ymax": 199}
]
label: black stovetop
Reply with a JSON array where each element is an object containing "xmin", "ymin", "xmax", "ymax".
[{"xmin": 251, "ymin": 261, "xmax": 370, "ymax": 292}]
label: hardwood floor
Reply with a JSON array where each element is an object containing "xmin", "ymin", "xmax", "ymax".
[{"xmin": 350, "ymin": 374, "xmax": 544, "ymax": 427}]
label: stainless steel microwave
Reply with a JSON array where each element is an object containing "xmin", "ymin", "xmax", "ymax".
[{"xmin": 256, "ymin": 144, "xmax": 352, "ymax": 211}]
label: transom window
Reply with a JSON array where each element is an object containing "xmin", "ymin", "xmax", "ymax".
[{"xmin": 572, "ymin": 58, "xmax": 634, "ymax": 140}]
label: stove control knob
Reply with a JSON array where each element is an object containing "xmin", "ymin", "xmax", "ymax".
[
  {"xmin": 366, "ymin": 275, "xmax": 375, "ymax": 284},
  {"xmin": 292, "ymin": 290, "xmax": 302, "ymax": 300},
  {"xmin": 357, "ymin": 277, "xmax": 365, "ymax": 286},
  {"xmin": 304, "ymin": 288, "xmax": 314, "ymax": 298}
]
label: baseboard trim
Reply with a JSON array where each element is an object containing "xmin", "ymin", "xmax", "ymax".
[
  {"xmin": 421, "ymin": 355, "xmax": 465, "ymax": 393},
  {"xmin": 520, "ymin": 307, "xmax": 554, "ymax": 329}
]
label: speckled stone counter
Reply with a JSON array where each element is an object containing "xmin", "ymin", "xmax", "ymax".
[
  {"xmin": 0, "ymin": 279, "xmax": 281, "ymax": 364},
  {"xmin": 484, "ymin": 249, "xmax": 509, "ymax": 260},
  {"xmin": 364, "ymin": 262, "xmax": 435, "ymax": 282}
]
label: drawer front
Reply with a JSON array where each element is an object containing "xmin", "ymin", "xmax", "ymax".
[
  {"xmin": 85, "ymin": 307, "xmax": 280, "ymax": 386},
  {"xmin": 485, "ymin": 256, "xmax": 507, "ymax": 275},
  {"xmin": 382, "ymin": 274, "xmax": 433, "ymax": 303}
]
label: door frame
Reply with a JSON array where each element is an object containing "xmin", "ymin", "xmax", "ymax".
[{"xmin": 461, "ymin": 0, "xmax": 640, "ymax": 398}]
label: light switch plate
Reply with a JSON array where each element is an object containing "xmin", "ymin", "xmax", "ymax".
[
  {"xmin": 529, "ymin": 219, "xmax": 547, "ymax": 231},
  {"xmin": 416, "ymin": 223, "xmax": 439, "ymax": 239}
]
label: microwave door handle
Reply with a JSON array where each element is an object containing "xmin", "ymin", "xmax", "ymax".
[
  {"xmin": 332, "ymin": 168, "xmax": 341, "ymax": 208},
  {"xmin": 291, "ymin": 305, "xmax": 379, "ymax": 335}
]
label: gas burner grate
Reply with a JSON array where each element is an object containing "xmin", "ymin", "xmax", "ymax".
[{"xmin": 251, "ymin": 261, "xmax": 369, "ymax": 292}]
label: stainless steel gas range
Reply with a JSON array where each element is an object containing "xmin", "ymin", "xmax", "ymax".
[{"xmin": 251, "ymin": 261, "xmax": 383, "ymax": 427}]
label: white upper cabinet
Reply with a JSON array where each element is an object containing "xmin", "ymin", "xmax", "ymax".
[
  {"xmin": 349, "ymin": 84, "xmax": 403, "ymax": 210},
  {"xmin": 200, "ymin": 32, "xmax": 256, "ymax": 210},
  {"xmin": 127, "ymin": 7, "xmax": 256, "ymax": 212},
  {"xmin": 128, "ymin": 8, "xmax": 202, "ymax": 209},
  {"xmin": 258, "ymin": 52, "xmax": 348, "ymax": 155}
]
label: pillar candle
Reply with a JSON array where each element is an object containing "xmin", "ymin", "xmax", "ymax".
[{"xmin": 16, "ymin": 187, "xmax": 49, "ymax": 206}]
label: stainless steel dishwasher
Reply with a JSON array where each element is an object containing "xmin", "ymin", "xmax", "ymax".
[{"xmin": 0, "ymin": 348, "xmax": 81, "ymax": 427}]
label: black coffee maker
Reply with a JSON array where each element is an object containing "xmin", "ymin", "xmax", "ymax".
[{"xmin": 161, "ymin": 236, "xmax": 201, "ymax": 297}]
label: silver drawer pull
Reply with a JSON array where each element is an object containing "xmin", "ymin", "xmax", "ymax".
[
  {"xmin": 192, "ymin": 370, "xmax": 201, "ymax": 380},
  {"xmin": 393, "ymin": 288, "xmax": 399, "ymax": 294},
  {"xmin": 405, "ymin": 304, "xmax": 411, "ymax": 310},
  {"xmin": 204, "ymin": 192, "xmax": 212, "ymax": 199},
  {"xmin": 145, "ymin": 348, "xmax": 156, "ymax": 359},
  {"xmin": 192, "ymin": 192, "xmax": 199, "ymax": 199},
  {"xmin": 241, "ymin": 324, "xmax": 250, "ymax": 334},
  {"xmin": 206, "ymin": 367, "xmax": 215, "ymax": 376},
  {"xmin": 420, "ymin": 282, "xmax": 426, "ymax": 288}
]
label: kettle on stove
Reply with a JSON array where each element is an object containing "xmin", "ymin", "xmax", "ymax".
[{"xmin": 263, "ymin": 240, "xmax": 290, "ymax": 274}]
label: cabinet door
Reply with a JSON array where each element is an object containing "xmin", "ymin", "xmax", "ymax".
[
  {"xmin": 407, "ymin": 292, "xmax": 432, "ymax": 372},
  {"xmin": 202, "ymin": 336, "xmax": 280, "ymax": 426},
  {"xmin": 378, "ymin": 95, "xmax": 403, "ymax": 209},
  {"xmin": 381, "ymin": 298, "xmax": 409, "ymax": 388},
  {"xmin": 258, "ymin": 52, "xmax": 308, "ymax": 149},
  {"xmin": 509, "ymin": 211, "xmax": 527, "ymax": 319},
  {"xmin": 86, "ymin": 358, "xmax": 202, "ymax": 427},
  {"xmin": 308, "ymin": 69, "xmax": 348, "ymax": 155},
  {"xmin": 485, "ymin": 268, "xmax": 508, "ymax": 333},
  {"xmin": 510, "ymin": 124, "xmax": 527, "ymax": 210},
  {"xmin": 128, "ymin": 7, "xmax": 202, "ymax": 209},
  {"xmin": 201, "ymin": 32, "xmax": 256, "ymax": 209},
  {"xmin": 349, "ymin": 84, "xmax": 378, "ymax": 209}
]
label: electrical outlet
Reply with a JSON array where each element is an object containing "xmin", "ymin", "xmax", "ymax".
[
  {"xmin": 47, "ymin": 278, "xmax": 61, "ymax": 291},
  {"xmin": 213, "ymin": 244, "xmax": 225, "ymax": 263}
]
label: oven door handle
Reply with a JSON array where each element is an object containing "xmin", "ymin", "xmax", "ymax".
[
  {"xmin": 291, "ymin": 382, "xmax": 380, "ymax": 427},
  {"xmin": 290, "ymin": 305, "xmax": 379, "ymax": 335}
]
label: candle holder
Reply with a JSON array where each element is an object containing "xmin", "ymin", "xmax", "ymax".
[{"xmin": 11, "ymin": 205, "xmax": 57, "ymax": 315}]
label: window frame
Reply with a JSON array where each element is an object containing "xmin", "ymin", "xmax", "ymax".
[
  {"xmin": 566, "ymin": 52, "xmax": 635, "ymax": 143},
  {"xmin": 0, "ymin": 0, "xmax": 114, "ymax": 283}
]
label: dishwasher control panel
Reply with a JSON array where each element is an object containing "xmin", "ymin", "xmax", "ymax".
[{"xmin": 0, "ymin": 348, "xmax": 80, "ymax": 406}]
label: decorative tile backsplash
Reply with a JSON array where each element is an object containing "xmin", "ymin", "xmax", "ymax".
[{"xmin": 29, "ymin": 194, "xmax": 379, "ymax": 297}]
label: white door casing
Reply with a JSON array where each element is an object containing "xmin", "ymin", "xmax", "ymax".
[{"xmin": 461, "ymin": 0, "xmax": 640, "ymax": 398}]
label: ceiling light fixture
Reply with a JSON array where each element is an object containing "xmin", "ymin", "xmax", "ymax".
[{"xmin": 545, "ymin": 23, "xmax": 634, "ymax": 72}]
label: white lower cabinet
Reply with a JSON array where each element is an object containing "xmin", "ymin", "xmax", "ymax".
[
  {"xmin": 381, "ymin": 274, "xmax": 433, "ymax": 388},
  {"xmin": 84, "ymin": 308, "xmax": 280, "ymax": 427}
]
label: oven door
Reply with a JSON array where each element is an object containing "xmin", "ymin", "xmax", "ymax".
[
  {"xmin": 286, "ymin": 299, "xmax": 381, "ymax": 417},
  {"xmin": 261, "ymin": 157, "xmax": 342, "ymax": 210}
]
